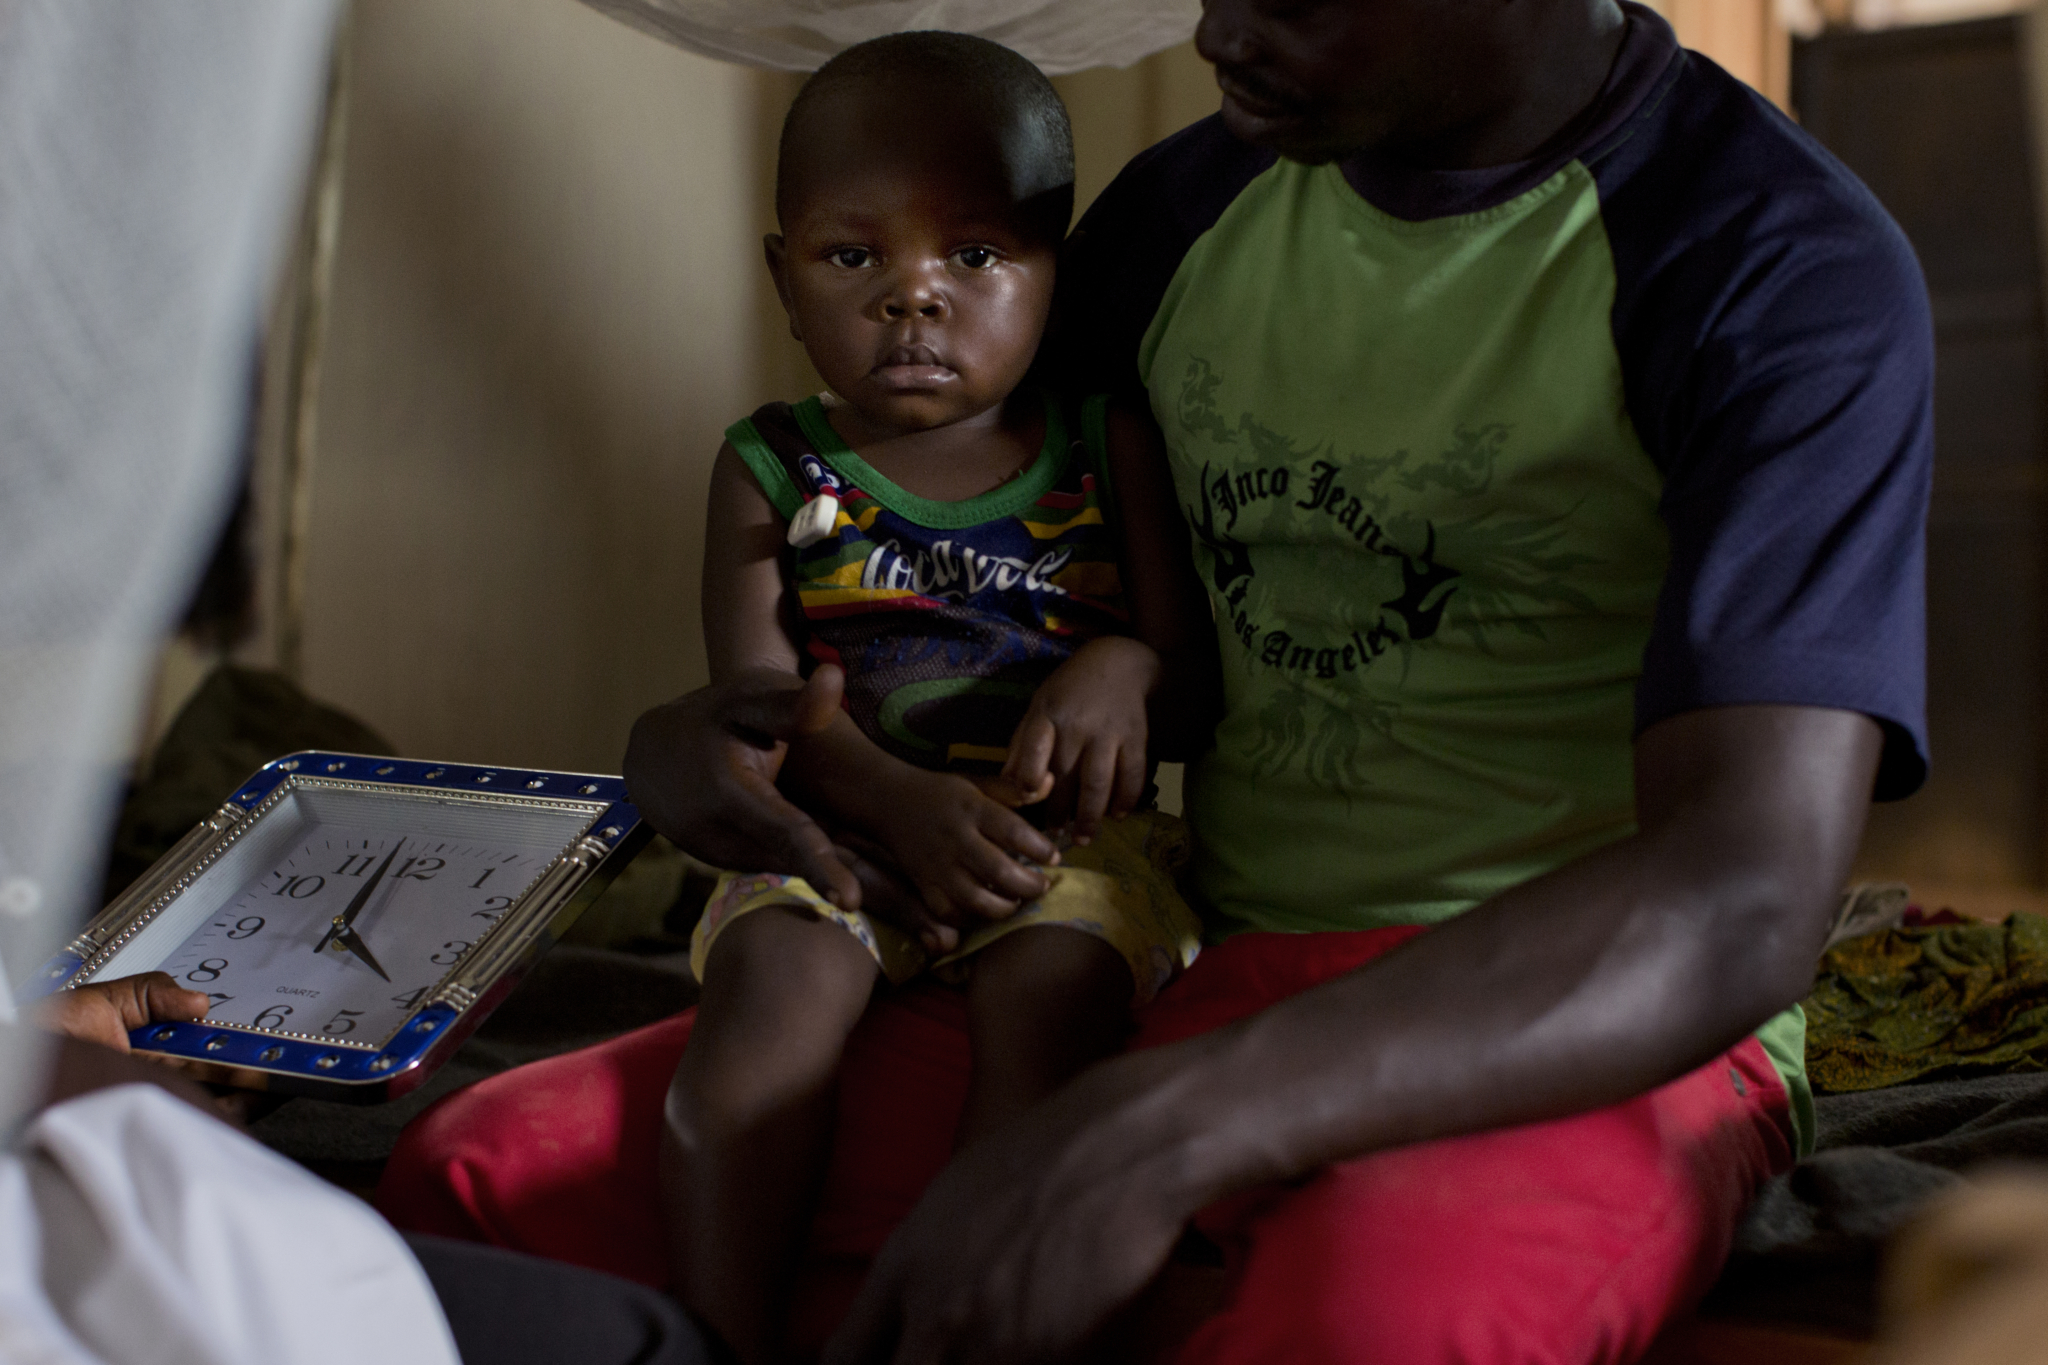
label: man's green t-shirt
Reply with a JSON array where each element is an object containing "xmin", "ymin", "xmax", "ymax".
[{"xmin": 1146, "ymin": 158, "xmax": 1665, "ymax": 938}]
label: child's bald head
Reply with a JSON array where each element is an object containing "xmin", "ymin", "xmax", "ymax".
[{"xmin": 776, "ymin": 31, "xmax": 1075, "ymax": 248}]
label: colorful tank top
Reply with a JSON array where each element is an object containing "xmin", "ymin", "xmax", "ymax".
[{"xmin": 726, "ymin": 391, "xmax": 1129, "ymax": 774}]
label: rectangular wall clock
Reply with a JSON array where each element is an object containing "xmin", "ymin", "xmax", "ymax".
[{"xmin": 28, "ymin": 751, "xmax": 650, "ymax": 1101}]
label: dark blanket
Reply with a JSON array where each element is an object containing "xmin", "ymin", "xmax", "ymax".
[{"xmin": 1704, "ymin": 1070, "xmax": 2048, "ymax": 1334}]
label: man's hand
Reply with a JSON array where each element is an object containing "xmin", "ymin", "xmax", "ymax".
[
  {"xmin": 625, "ymin": 665, "xmax": 864, "ymax": 909},
  {"xmin": 999, "ymin": 637, "xmax": 1159, "ymax": 843},
  {"xmin": 33, "ymin": 971, "xmax": 209, "ymax": 1052}
]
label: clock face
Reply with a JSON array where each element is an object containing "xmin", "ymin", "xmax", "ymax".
[
  {"xmin": 80, "ymin": 778, "xmax": 605, "ymax": 1049},
  {"xmin": 154, "ymin": 827, "xmax": 558, "ymax": 1046}
]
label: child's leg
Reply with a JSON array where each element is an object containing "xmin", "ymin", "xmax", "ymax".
[
  {"xmin": 958, "ymin": 925, "xmax": 1134, "ymax": 1145},
  {"xmin": 660, "ymin": 905, "xmax": 879, "ymax": 1365}
]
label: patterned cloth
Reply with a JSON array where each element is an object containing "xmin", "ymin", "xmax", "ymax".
[{"xmin": 1805, "ymin": 913, "xmax": 2048, "ymax": 1093}]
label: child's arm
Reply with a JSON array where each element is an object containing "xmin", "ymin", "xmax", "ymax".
[
  {"xmin": 999, "ymin": 404, "xmax": 1224, "ymax": 839},
  {"xmin": 701, "ymin": 446, "xmax": 1059, "ymax": 939}
]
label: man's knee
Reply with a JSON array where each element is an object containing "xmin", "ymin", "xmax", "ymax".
[{"xmin": 1180, "ymin": 1111, "xmax": 1740, "ymax": 1365}]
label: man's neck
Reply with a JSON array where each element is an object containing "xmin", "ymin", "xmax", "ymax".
[{"xmin": 1390, "ymin": 0, "xmax": 1630, "ymax": 172}]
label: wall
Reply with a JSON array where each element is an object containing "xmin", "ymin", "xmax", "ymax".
[
  {"xmin": 1849, "ymin": 0, "xmax": 2033, "ymax": 27},
  {"xmin": 293, "ymin": 0, "xmax": 760, "ymax": 772},
  {"xmin": 1645, "ymin": 0, "xmax": 1792, "ymax": 104}
]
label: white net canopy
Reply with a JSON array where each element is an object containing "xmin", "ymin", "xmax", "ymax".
[{"xmin": 578, "ymin": 0, "xmax": 1201, "ymax": 73}]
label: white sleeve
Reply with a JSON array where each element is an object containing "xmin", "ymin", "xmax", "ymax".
[{"xmin": 0, "ymin": 1086, "xmax": 460, "ymax": 1365}]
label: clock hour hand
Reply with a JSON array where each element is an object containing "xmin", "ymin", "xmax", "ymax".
[
  {"xmin": 314, "ymin": 839, "xmax": 403, "ymax": 955},
  {"xmin": 330, "ymin": 921, "xmax": 391, "ymax": 981}
]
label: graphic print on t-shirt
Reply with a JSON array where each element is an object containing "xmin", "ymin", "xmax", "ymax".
[{"xmin": 1170, "ymin": 353, "xmax": 1623, "ymax": 793}]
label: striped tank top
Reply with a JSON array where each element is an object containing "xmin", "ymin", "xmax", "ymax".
[{"xmin": 726, "ymin": 391, "xmax": 1128, "ymax": 774}]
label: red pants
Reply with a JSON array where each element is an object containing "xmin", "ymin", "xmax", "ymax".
[{"xmin": 378, "ymin": 929, "xmax": 1794, "ymax": 1362}]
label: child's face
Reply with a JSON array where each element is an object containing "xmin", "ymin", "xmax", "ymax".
[{"xmin": 769, "ymin": 111, "xmax": 1059, "ymax": 437}]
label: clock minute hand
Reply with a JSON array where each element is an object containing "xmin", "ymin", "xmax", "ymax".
[{"xmin": 314, "ymin": 841, "xmax": 403, "ymax": 955}]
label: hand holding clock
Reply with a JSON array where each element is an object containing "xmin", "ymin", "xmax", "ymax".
[{"xmin": 33, "ymin": 971, "xmax": 209, "ymax": 1054}]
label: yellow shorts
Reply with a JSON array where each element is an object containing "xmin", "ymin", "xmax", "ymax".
[{"xmin": 691, "ymin": 809, "xmax": 1203, "ymax": 1004}]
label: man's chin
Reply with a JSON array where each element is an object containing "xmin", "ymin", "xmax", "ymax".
[{"xmin": 1217, "ymin": 98, "xmax": 1350, "ymax": 165}]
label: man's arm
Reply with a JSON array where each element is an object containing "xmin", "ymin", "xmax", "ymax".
[
  {"xmin": 826, "ymin": 703, "xmax": 1880, "ymax": 1364},
  {"xmin": 1103, "ymin": 402, "xmax": 1222, "ymax": 763}
]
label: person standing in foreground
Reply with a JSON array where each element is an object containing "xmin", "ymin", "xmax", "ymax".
[
  {"xmin": 0, "ymin": 4, "xmax": 712, "ymax": 1361},
  {"xmin": 381, "ymin": 0, "xmax": 1932, "ymax": 1360}
]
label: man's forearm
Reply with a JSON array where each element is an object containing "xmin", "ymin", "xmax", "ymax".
[
  {"xmin": 1123, "ymin": 839, "xmax": 1813, "ymax": 1209},
  {"xmin": 1092, "ymin": 705, "xmax": 1882, "ymax": 1214}
]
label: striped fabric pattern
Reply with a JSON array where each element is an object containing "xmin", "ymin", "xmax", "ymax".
[{"xmin": 727, "ymin": 392, "xmax": 1129, "ymax": 772}]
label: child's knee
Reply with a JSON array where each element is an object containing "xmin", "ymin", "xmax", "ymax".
[
  {"xmin": 702, "ymin": 906, "xmax": 877, "ymax": 1022},
  {"xmin": 971, "ymin": 925, "xmax": 1131, "ymax": 1017}
]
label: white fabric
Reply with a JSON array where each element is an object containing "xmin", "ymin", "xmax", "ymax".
[
  {"xmin": 0, "ymin": 3, "xmax": 460, "ymax": 1362},
  {"xmin": 0, "ymin": 1086, "xmax": 459, "ymax": 1365},
  {"xmin": 0, "ymin": 0, "xmax": 329, "ymax": 1121},
  {"xmin": 577, "ymin": 0, "xmax": 1200, "ymax": 73}
]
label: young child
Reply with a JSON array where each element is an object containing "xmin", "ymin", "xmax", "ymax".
[{"xmin": 662, "ymin": 32, "xmax": 1219, "ymax": 1363}]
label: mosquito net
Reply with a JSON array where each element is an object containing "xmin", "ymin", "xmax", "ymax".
[{"xmin": 579, "ymin": 0, "xmax": 1201, "ymax": 73}]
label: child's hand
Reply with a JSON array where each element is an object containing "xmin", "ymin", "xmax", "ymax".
[
  {"xmin": 1000, "ymin": 637, "xmax": 1160, "ymax": 844},
  {"xmin": 873, "ymin": 769, "xmax": 1058, "ymax": 934}
]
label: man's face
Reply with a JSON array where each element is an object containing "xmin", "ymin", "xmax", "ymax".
[
  {"xmin": 770, "ymin": 96, "xmax": 1059, "ymax": 437},
  {"xmin": 1197, "ymin": 0, "xmax": 1502, "ymax": 164}
]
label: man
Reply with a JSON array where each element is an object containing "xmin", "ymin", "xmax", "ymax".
[{"xmin": 385, "ymin": 1, "xmax": 1930, "ymax": 1359}]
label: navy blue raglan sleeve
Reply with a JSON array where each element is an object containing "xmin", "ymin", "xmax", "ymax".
[
  {"xmin": 1593, "ymin": 57, "xmax": 1933, "ymax": 798},
  {"xmin": 1048, "ymin": 116, "xmax": 1276, "ymax": 402}
]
